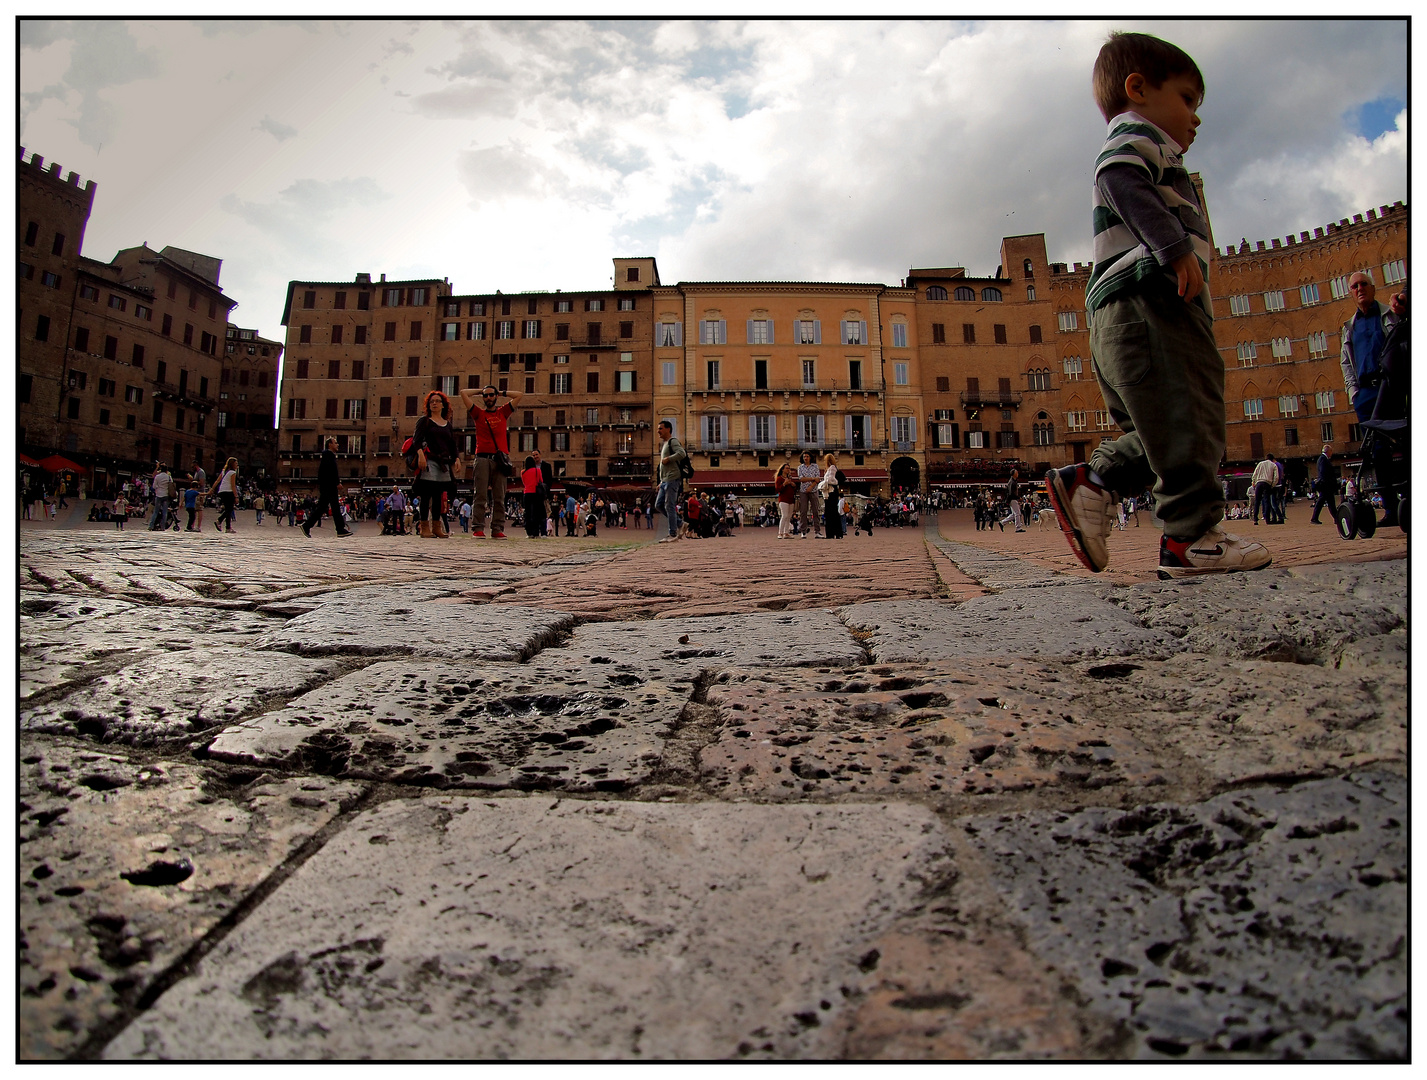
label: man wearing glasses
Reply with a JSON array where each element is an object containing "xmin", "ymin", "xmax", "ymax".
[
  {"xmin": 459, "ymin": 383, "xmax": 522, "ymax": 538},
  {"xmin": 1340, "ymin": 272, "xmax": 1406, "ymax": 527}
]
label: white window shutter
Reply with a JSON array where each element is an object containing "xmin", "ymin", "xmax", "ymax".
[
  {"xmin": 718, "ymin": 320, "xmax": 727, "ymax": 345},
  {"xmin": 909, "ymin": 417, "xmax": 917, "ymax": 444},
  {"xmin": 748, "ymin": 415, "xmax": 756, "ymax": 445},
  {"xmin": 767, "ymin": 319, "xmax": 774, "ymax": 345},
  {"xmin": 674, "ymin": 322, "xmax": 683, "ymax": 347},
  {"xmin": 860, "ymin": 320, "xmax": 868, "ymax": 344},
  {"xmin": 813, "ymin": 320, "xmax": 821, "ymax": 345},
  {"xmin": 816, "ymin": 415, "xmax": 825, "ymax": 447},
  {"xmin": 845, "ymin": 415, "xmax": 853, "ymax": 447},
  {"xmin": 840, "ymin": 320, "xmax": 848, "ymax": 344},
  {"xmin": 746, "ymin": 320, "xmax": 754, "ymax": 344}
]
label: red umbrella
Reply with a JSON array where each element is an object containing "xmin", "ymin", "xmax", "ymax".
[{"xmin": 37, "ymin": 454, "xmax": 90, "ymax": 475}]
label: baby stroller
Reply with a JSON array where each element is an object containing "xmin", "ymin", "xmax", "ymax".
[{"xmin": 1335, "ymin": 419, "xmax": 1407, "ymax": 539}]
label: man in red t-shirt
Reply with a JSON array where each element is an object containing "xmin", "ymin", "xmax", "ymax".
[{"xmin": 458, "ymin": 384, "xmax": 522, "ymax": 538}]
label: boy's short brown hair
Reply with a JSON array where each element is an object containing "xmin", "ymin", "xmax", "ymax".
[{"xmin": 1092, "ymin": 31, "xmax": 1204, "ymax": 122}]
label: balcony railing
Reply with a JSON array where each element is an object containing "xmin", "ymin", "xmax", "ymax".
[
  {"xmin": 151, "ymin": 380, "xmax": 217, "ymax": 410},
  {"xmin": 959, "ymin": 390, "xmax": 1023, "ymax": 408},
  {"xmin": 691, "ymin": 381, "xmax": 886, "ymax": 394},
  {"xmin": 607, "ymin": 456, "xmax": 653, "ymax": 477},
  {"xmin": 696, "ymin": 439, "xmax": 886, "ymax": 454}
]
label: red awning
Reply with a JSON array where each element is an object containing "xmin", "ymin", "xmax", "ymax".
[
  {"xmin": 37, "ymin": 454, "xmax": 90, "ymax": 475},
  {"xmin": 19, "ymin": 454, "xmax": 43, "ymax": 468}
]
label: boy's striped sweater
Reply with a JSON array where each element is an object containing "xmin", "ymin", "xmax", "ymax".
[{"xmin": 1086, "ymin": 111, "xmax": 1213, "ymax": 319}]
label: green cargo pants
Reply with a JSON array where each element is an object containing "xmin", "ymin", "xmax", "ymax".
[{"xmin": 1088, "ymin": 286, "xmax": 1225, "ymax": 541}]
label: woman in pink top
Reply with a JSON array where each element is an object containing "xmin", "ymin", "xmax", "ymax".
[{"xmin": 520, "ymin": 456, "xmax": 544, "ymax": 538}]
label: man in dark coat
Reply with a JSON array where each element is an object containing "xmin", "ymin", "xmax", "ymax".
[
  {"xmin": 1309, "ymin": 443, "xmax": 1338, "ymax": 525},
  {"xmin": 304, "ymin": 436, "xmax": 351, "ymax": 537}
]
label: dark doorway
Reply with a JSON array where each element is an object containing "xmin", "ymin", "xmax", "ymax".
[{"xmin": 890, "ymin": 455, "xmax": 920, "ymax": 493}]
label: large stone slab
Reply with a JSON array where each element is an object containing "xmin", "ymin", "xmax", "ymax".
[
  {"xmin": 566, "ymin": 610, "xmax": 865, "ymax": 680},
  {"xmin": 20, "ymin": 597, "xmax": 279, "ymax": 698},
  {"xmin": 106, "ymin": 798, "xmax": 952, "ymax": 1060},
  {"xmin": 1093, "ymin": 653, "xmax": 1406, "ymax": 785},
  {"xmin": 699, "ymin": 649, "xmax": 1406, "ymax": 801},
  {"xmin": 208, "ymin": 659, "xmax": 689, "ymax": 792},
  {"xmin": 22, "ymin": 649, "xmax": 341, "ymax": 745},
  {"xmin": 964, "ymin": 773, "xmax": 1406, "ymax": 1059},
  {"xmin": 1104, "ymin": 561, "xmax": 1405, "ymax": 664},
  {"xmin": 260, "ymin": 601, "xmax": 574, "ymax": 661},
  {"xmin": 930, "ymin": 539, "xmax": 1072, "ymax": 590},
  {"xmin": 19, "ymin": 739, "xmax": 363, "ymax": 1059},
  {"xmin": 700, "ymin": 661, "xmax": 1170, "ymax": 800},
  {"xmin": 841, "ymin": 594, "xmax": 1179, "ymax": 664}
]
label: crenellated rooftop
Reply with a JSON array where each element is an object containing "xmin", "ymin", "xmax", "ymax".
[
  {"xmin": 18, "ymin": 147, "xmax": 97, "ymax": 201},
  {"xmin": 1219, "ymin": 201, "xmax": 1406, "ymax": 259}
]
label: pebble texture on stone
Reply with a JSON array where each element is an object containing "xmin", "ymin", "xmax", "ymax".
[
  {"xmin": 106, "ymin": 798, "xmax": 953, "ymax": 1060},
  {"xmin": 699, "ymin": 662, "xmax": 1169, "ymax": 799},
  {"xmin": 18, "ymin": 524, "xmax": 1409, "ymax": 1061},
  {"xmin": 207, "ymin": 659, "xmax": 686, "ymax": 792},
  {"xmin": 963, "ymin": 772, "xmax": 1406, "ymax": 1059},
  {"xmin": 1104, "ymin": 562, "xmax": 1406, "ymax": 664},
  {"xmin": 19, "ymin": 741, "xmax": 362, "ymax": 1059},
  {"xmin": 22, "ymin": 650, "xmax": 341, "ymax": 745},
  {"xmin": 841, "ymin": 593, "xmax": 1181, "ymax": 663},
  {"xmin": 20, "ymin": 598, "xmax": 277, "ymax": 699},
  {"xmin": 1089, "ymin": 654, "xmax": 1407, "ymax": 785},
  {"xmin": 928, "ymin": 539, "xmax": 1074, "ymax": 591},
  {"xmin": 566, "ymin": 610, "xmax": 866, "ymax": 676},
  {"xmin": 260, "ymin": 601, "xmax": 574, "ymax": 661}
]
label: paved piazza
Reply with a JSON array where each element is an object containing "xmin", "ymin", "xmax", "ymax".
[{"xmin": 18, "ymin": 505, "xmax": 1407, "ymax": 1060}]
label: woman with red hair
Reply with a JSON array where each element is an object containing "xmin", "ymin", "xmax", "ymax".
[{"xmin": 411, "ymin": 390, "xmax": 460, "ymax": 538}]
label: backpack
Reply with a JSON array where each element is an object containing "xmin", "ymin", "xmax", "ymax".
[{"xmin": 677, "ymin": 456, "xmax": 695, "ymax": 481}]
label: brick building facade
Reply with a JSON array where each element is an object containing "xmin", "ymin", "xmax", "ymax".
[
  {"xmin": 277, "ymin": 260, "xmax": 659, "ymax": 493},
  {"xmin": 17, "ymin": 148, "xmax": 285, "ymax": 496},
  {"xmin": 218, "ymin": 324, "xmax": 283, "ymax": 479},
  {"xmin": 274, "ymin": 198, "xmax": 1405, "ymax": 499}
]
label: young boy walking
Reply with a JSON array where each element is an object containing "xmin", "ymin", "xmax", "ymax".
[{"xmin": 1048, "ymin": 32, "xmax": 1270, "ymax": 579}]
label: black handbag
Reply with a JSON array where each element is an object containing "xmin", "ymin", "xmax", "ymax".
[{"xmin": 480, "ymin": 413, "xmax": 517, "ymax": 477}]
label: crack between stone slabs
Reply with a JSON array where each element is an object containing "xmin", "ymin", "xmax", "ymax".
[
  {"xmin": 19, "ymin": 651, "xmax": 166, "ymax": 711},
  {"xmin": 68, "ymin": 781, "xmax": 392, "ymax": 1062},
  {"xmin": 641, "ymin": 667, "xmax": 726, "ymax": 797},
  {"xmin": 177, "ymin": 654, "xmax": 423, "ymax": 758},
  {"xmin": 833, "ymin": 610, "xmax": 877, "ymax": 666}
]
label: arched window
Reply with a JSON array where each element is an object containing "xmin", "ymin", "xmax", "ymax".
[
  {"xmin": 953, "ymin": 286, "xmax": 976, "ymax": 302},
  {"xmin": 982, "ymin": 287, "xmax": 1003, "ymax": 302},
  {"xmin": 1023, "ymin": 259, "xmax": 1034, "ymax": 279},
  {"xmin": 1027, "ymin": 368, "xmax": 1051, "ymax": 392},
  {"xmin": 926, "ymin": 286, "xmax": 948, "ymax": 301},
  {"xmin": 1027, "ymin": 285, "xmax": 1036, "ymax": 301}
]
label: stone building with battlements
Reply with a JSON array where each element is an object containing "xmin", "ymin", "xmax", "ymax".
[{"xmin": 272, "ymin": 199, "xmax": 1405, "ymax": 500}]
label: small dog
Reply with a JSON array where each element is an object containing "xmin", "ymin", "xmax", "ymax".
[{"xmin": 1035, "ymin": 507, "xmax": 1057, "ymax": 531}]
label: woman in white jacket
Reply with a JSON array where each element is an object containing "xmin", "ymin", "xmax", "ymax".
[{"xmin": 818, "ymin": 453, "xmax": 845, "ymax": 539}]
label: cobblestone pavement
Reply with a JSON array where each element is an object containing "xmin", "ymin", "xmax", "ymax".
[{"xmin": 18, "ymin": 509, "xmax": 1407, "ymax": 1060}]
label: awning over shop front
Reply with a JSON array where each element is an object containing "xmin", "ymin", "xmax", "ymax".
[
  {"xmin": 20, "ymin": 454, "xmax": 43, "ymax": 468},
  {"xmin": 37, "ymin": 454, "xmax": 90, "ymax": 475}
]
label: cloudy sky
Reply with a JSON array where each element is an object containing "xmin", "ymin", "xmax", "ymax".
[{"xmin": 18, "ymin": 18, "xmax": 1407, "ymax": 344}]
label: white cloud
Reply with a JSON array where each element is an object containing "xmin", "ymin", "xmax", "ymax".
[
  {"xmin": 17, "ymin": 18, "xmax": 1408, "ymax": 342},
  {"xmin": 256, "ymin": 115, "xmax": 298, "ymax": 141}
]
